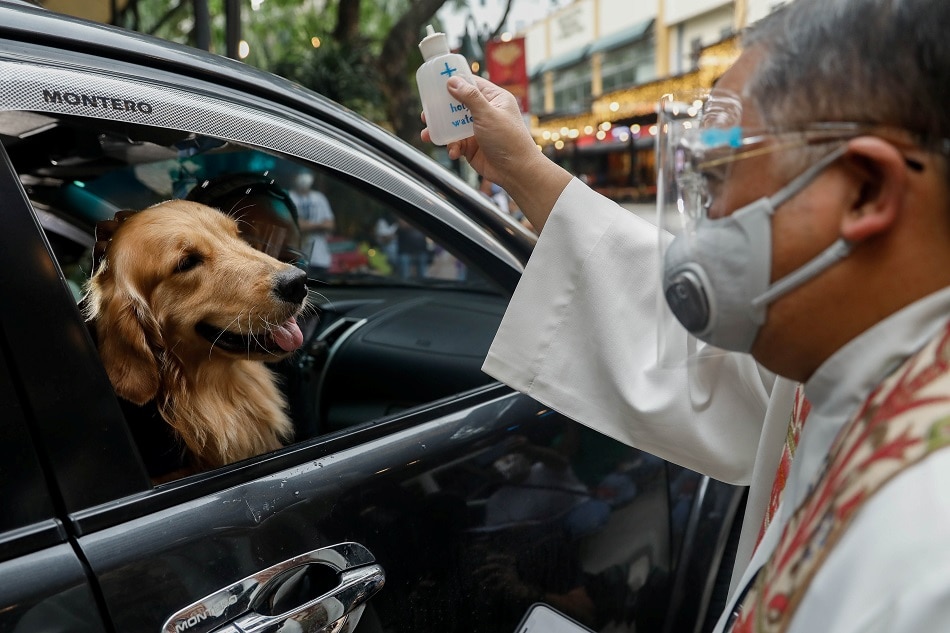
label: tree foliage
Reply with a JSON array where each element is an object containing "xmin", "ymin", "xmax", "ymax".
[{"xmin": 115, "ymin": 0, "xmax": 509, "ymax": 148}]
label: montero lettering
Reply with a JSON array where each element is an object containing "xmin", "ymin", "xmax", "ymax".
[
  {"xmin": 171, "ymin": 594, "xmax": 238, "ymax": 633},
  {"xmin": 42, "ymin": 89, "xmax": 154, "ymax": 114},
  {"xmin": 174, "ymin": 612, "xmax": 209, "ymax": 633}
]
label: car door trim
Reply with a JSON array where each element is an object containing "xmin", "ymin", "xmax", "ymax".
[{"xmin": 0, "ymin": 53, "xmax": 525, "ymax": 275}]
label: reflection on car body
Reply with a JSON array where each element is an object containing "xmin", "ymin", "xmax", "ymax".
[{"xmin": 0, "ymin": 2, "xmax": 745, "ymax": 632}]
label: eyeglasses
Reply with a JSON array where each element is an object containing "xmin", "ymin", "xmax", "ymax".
[
  {"xmin": 689, "ymin": 122, "xmax": 944, "ymax": 167},
  {"xmin": 674, "ymin": 122, "xmax": 947, "ymax": 216}
]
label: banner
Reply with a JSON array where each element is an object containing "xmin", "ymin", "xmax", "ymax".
[{"xmin": 486, "ymin": 36, "xmax": 529, "ymax": 113}]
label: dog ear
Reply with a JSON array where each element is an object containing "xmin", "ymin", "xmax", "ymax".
[{"xmin": 87, "ymin": 273, "xmax": 162, "ymax": 405}]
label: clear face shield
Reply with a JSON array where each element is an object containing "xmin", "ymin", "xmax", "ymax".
[
  {"xmin": 655, "ymin": 89, "xmax": 746, "ymax": 366},
  {"xmin": 656, "ymin": 90, "xmax": 745, "ymax": 232},
  {"xmin": 655, "ymin": 91, "xmax": 856, "ymax": 363}
]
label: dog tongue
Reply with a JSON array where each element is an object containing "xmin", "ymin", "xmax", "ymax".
[{"xmin": 272, "ymin": 316, "xmax": 304, "ymax": 352}]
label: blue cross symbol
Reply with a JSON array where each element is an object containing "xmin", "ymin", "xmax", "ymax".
[{"xmin": 440, "ymin": 62, "xmax": 458, "ymax": 78}]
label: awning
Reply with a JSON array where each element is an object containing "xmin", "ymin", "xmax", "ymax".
[
  {"xmin": 575, "ymin": 135, "xmax": 654, "ymax": 155},
  {"xmin": 530, "ymin": 45, "xmax": 590, "ymax": 77},
  {"xmin": 529, "ymin": 18, "xmax": 656, "ymax": 78},
  {"xmin": 589, "ymin": 18, "xmax": 655, "ymax": 54}
]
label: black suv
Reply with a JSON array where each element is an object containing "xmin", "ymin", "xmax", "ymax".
[{"xmin": 0, "ymin": 2, "xmax": 744, "ymax": 632}]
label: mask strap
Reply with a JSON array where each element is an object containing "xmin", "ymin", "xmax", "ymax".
[
  {"xmin": 752, "ymin": 238, "xmax": 853, "ymax": 308},
  {"xmin": 767, "ymin": 144, "xmax": 850, "ymax": 211},
  {"xmin": 751, "ymin": 144, "xmax": 853, "ymax": 308}
]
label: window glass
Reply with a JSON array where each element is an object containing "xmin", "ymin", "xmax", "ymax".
[
  {"xmin": 4, "ymin": 112, "xmax": 506, "ymax": 481},
  {"xmin": 551, "ymin": 63, "xmax": 591, "ymax": 115},
  {"xmin": 7, "ymin": 119, "xmax": 490, "ymax": 292},
  {"xmin": 601, "ymin": 38, "xmax": 655, "ymax": 93}
]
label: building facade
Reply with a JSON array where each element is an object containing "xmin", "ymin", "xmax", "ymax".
[{"xmin": 484, "ymin": 0, "xmax": 787, "ymax": 201}]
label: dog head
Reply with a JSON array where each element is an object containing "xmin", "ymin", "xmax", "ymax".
[{"xmin": 85, "ymin": 200, "xmax": 309, "ymax": 404}]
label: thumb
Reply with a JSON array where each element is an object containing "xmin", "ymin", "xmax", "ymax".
[{"xmin": 446, "ymin": 76, "xmax": 490, "ymax": 115}]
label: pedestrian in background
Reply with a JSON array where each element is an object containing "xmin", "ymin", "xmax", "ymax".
[
  {"xmin": 289, "ymin": 171, "xmax": 335, "ymax": 280},
  {"xmin": 394, "ymin": 218, "xmax": 430, "ymax": 280},
  {"xmin": 478, "ymin": 174, "xmax": 511, "ymax": 214}
]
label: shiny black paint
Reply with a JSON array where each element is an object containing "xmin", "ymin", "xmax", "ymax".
[
  {"xmin": 0, "ymin": 144, "xmax": 150, "ymax": 509},
  {"xmin": 63, "ymin": 389, "xmax": 679, "ymax": 632},
  {"xmin": 0, "ymin": 544, "xmax": 108, "ymax": 633}
]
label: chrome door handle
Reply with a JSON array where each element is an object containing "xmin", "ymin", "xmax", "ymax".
[
  {"xmin": 232, "ymin": 562, "xmax": 383, "ymax": 633},
  {"xmin": 162, "ymin": 542, "xmax": 385, "ymax": 633}
]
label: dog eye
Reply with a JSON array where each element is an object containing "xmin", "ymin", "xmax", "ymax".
[{"xmin": 175, "ymin": 252, "xmax": 204, "ymax": 274}]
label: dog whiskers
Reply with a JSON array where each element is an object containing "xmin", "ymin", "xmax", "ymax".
[
  {"xmin": 304, "ymin": 290, "xmax": 333, "ymax": 320},
  {"xmin": 209, "ymin": 313, "xmax": 245, "ymax": 361},
  {"xmin": 300, "ymin": 302, "xmax": 319, "ymax": 321},
  {"xmin": 307, "ymin": 289, "xmax": 332, "ymax": 305},
  {"xmin": 256, "ymin": 312, "xmax": 284, "ymax": 359},
  {"xmin": 228, "ymin": 201, "xmax": 255, "ymax": 222},
  {"xmin": 245, "ymin": 310, "xmax": 257, "ymax": 359}
]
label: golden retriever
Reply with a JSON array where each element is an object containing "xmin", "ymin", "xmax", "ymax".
[{"xmin": 84, "ymin": 200, "xmax": 309, "ymax": 474}]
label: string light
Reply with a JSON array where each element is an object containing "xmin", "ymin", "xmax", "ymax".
[{"xmin": 532, "ymin": 37, "xmax": 739, "ymax": 146}]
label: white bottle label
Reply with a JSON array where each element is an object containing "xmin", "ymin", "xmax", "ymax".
[{"xmin": 417, "ymin": 54, "xmax": 476, "ymax": 146}]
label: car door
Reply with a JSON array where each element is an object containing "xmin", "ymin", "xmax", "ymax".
[
  {"xmin": 0, "ymin": 321, "xmax": 109, "ymax": 633},
  {"xmin": 0, "ymin": 7, "xmax": 742, "ymax": 633},
  {"xmin": 0, "ymin": 54, "xmax": 504, "ymax": 632}
]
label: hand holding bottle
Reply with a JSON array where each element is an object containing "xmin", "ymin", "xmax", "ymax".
[
  {"xmin": 425, "ymin": 75, "xmax": 572, "ymax": 232},
  {"xmin": 416, "ymin": 25, "xmax": 477, "ymax": 145}
]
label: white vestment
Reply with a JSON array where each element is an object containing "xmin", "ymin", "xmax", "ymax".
[{"xmin": 482, "ymin": 179, "xmax": 950, "ymax": 631}]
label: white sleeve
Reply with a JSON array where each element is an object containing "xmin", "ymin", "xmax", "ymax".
[{"xmin": 483, "ymin": 178, "xmax": 775, "ymax": 485}]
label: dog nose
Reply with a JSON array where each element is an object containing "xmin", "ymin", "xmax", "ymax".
[{"xmin": 273, "ymin": 266, "xmax": 308, "ymax": 304}]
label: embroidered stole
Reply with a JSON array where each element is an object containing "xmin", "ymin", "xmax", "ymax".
[
  {"xmin": 759, "ymin": 384, "xmax": 811, "ymax": 545},
  {"xmin": 728, "ymin": 322, "xmax": 950, "ymax": 633}
]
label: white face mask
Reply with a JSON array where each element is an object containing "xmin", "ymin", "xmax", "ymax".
[{"xmin": 662, "ymin": 145, "xmax": 853, "ymax": 352}]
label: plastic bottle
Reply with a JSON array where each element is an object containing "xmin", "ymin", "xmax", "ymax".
[{"xmin": 416, "ymin": 24, "xmax": 476, "ymax": 146}]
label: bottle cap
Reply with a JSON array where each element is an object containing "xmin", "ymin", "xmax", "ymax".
[{"xmin": 419, "ymin": 24, "xmax": 450, "ymax": 60}]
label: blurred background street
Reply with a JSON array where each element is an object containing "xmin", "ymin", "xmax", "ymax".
[{"xmin": 31, "ymin": 0, "xmax": 784, "ymax": 214}]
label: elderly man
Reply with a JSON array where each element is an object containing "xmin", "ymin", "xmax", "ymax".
[{"xmin": 424, "ymin": 0, "xmax": 950, "ymax": 630}]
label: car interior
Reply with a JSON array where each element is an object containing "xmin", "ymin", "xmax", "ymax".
[{"xmin": 1, "ymin": 109, "xmax": 510, "ymax": 468}]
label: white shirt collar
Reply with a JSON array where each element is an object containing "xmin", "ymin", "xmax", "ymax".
[
  {"xmin": 806, "ymin": 286, "xmax": 950, "ymax": 420},
  {"xmin": 782, "ymin": 287, "xmax": 950, "ymax": 517}
]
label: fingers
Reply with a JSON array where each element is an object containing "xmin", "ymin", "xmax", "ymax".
[
  {"xmin": 447, "ymin": 138, "xmax": 477, "ymax": 162},
  {"xmin": 420, "ymin": 110, "xmax": 432, "ymax": 144},
  {"xmin": 446, "ymin": 76, "xmax": 492, "ymax": 116}
]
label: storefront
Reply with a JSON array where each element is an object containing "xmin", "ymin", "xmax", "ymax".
[
  {"xmin": 544, "ymin": 118, "xmax": 657, "ymax": 202},
  {"xmin": 531, "ymin": 36, "xmax": 739, "ymax": 203}
]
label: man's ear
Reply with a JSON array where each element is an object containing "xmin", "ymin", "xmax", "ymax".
[{"xmin": 839, "ymin": 136, "xmax": 908, "ymax": 242}]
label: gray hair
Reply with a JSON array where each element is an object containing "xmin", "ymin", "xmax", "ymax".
[{"xmin": 742, "ymin": 0, "xmax": 950, "ymax": 152}]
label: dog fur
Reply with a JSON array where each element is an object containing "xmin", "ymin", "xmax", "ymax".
[{"xmin": 84, "ymin": 200, "xmax": 308, "ymax": 473}]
